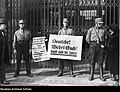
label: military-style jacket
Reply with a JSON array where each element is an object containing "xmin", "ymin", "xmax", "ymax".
[
  {"xmin": 86, "ymin": 27, "xmax": 105, "ymax": 45},
  {"xmin": 58, "ymin": 28, "xmax": 75, "ymax": 36},
  {"xmin": 13, "ymin": 28, "xmax": 32, "ymax": 49}
]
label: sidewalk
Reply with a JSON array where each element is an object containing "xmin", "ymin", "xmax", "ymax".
[{"xmin": 0, "ymin": 68, "xmax": 119, "ymax": 86}]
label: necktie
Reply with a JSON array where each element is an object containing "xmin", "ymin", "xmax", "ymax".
[
  {"xmin": 64, "ymin": 28, "xmax": 67, "ymax": 35},
  {"xmin": 21, "ymin": 29, "xmax": 24, "ymax": 40}
]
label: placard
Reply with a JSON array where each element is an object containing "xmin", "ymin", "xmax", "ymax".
[
  {"xmin": 32, "ymin": 36, "xmax": 50, "ymax": 62},
  {"xmin": 48, "ymin": 34, "xmax": 83, "ymax": 61}
]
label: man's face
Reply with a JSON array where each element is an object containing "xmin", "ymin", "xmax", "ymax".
[
  {"xmin": 0, "ymin": 24, "xmax": 6, "ymax": 29},
  {"xmin": 63, "ymin": 22, "xmax": 68, "ymax": 28},
  {"xmin": 19, "ymin": 23, "xmax": 25, "ymax": 29},
  {"xmin": 97, "ymin": 23, "xmax": 103, "ymax": 28}
]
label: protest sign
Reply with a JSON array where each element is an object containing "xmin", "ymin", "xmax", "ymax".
[
  {"xmin": 32, "ymin": 36, "xmax": 50, "ymax": 62},
  {"xmin": 48, "ymin": 34, "xmax": 83, "ymax": 61}
]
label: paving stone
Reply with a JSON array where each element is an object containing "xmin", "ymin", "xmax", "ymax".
[
  {"xmin": 2, "ymin": 68, "xmax": 119, "ymax": 86},
  {"xmin": 30, "ymin": 76, "xmax": 107, "ymax": 86}
]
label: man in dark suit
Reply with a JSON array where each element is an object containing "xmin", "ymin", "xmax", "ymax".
[
  {"xmin": 106, "ymin": 23, "xmax": 119, "ymax": 81},
  {"xmin": 0, "ymin": 18, "xmax": 10, "ymax": 85}
]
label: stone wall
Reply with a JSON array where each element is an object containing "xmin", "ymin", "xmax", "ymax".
[{"xmin": 0, "ymin": 0, "xmax": 5, "ymax": 18}]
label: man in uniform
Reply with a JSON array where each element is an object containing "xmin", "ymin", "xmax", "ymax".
[
  {"xmin": 0, "ymin": 18, "xmax": 10, "ymax": 85},
  {"xmin": 13, "ymin": 20, "xmax": 33, "ymax": 77},
  {"xmin": 57, "ymin": 18, "xmax": 75, "ymax": 77},
  {"xmin": 86, "ymin": 18, "xmax": 106, "ymax": 81}
]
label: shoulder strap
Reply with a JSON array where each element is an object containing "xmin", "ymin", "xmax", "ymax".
[{"xmin": 93, "ymin": 27, "xmax": 100, "ymax": 42}]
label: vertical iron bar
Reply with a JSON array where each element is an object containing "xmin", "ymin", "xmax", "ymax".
[
  {"xmin": 58, "ymin": 0, "xmax": 61, "ymax": 29},
  {"xmin": 37, "ymin": 3, "xmax": 39, "ymax": 34},
  {"xmin": 53, "ymin": 0, "xmax": 56, "ymax": 28},
  {"xmin": 10, "ymin": 0, "xmax": 13, "ymax": 65},
  {"xmin": 29, "ymin": 3, "xmax": 32, "ymax": 33},
  {"xmin": 113, "ymin": 5, "xmax": 115, "ymax": 23},
  {"xmin": 44, "ymin": 0, "xmax": 45, "ymax": 31},
  {"xmin": 109, "ymin": 6, "xmax": 111, "ymax": 25},
  {"xmin": 47, "ymin": 0, "xmax": 49, "ymax": 28},
  {"xmin": 105, "ymin": 5, "xmax": 107, "ymax": 26},
  {"xmin": 50, "ymin": 3, "xmax": 52, "ymax": 28}
]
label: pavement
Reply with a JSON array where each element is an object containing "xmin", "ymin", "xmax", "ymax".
[{"xmin": 0, "ymin": 67, "xmax": 119, "ymax": 87}]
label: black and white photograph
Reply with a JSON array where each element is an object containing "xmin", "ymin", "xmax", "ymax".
[{"xmin": 0, "ymin": 0, "xmax": 119, "ymax": 88}]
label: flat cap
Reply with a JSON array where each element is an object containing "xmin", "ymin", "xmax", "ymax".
[
  {"xmin": 19, "ymin": 19, "xmax": 25, "ymax": 24},
  {"xmin": 63, "ymin": 18, "xmax": 68, "ymax": 23},
  {"xmin": 95, "ymin": 18, "xmax": 103, "ymax": 23}
]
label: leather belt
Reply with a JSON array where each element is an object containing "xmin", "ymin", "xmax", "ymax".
[
  {"xmin": 91, "ymin": 41, "xmax": 99, "ymax": 43},
  {"xmin": 17, "ymin": 40, "xmax": 29, "ymax": 43}
]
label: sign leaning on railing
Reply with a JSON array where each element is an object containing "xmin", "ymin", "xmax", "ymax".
[
  {"xmin": 48, "ymin": 34, "xmax": 83, "ymax": 61},
  {"xmin": 32, "ymin": 36, "xmax": 50, "ymax": 62}
]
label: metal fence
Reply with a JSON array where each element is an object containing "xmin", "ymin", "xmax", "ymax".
[{"xmin": 4, "ymin": 0, "xmax": 119, "ymax": 69}]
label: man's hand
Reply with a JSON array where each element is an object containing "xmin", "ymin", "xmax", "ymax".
[
  {"xmin": 29, "ymin": 49, "xmax": 32, "ymax": 54},
  {"xmin": 101, "ymin": 45, "xmax": 104, "ymax": 48},
  {"xmin": 14, "ymin": 49, "xmax": 17, "ymax": 55},
  {"xmin": 45, "ymin": 39, "xmax": 48, "ymax": 41}
]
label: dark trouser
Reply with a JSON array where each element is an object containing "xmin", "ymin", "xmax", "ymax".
[
  {"xmin": 104, "ymin": 52, "xmax": 110, "ymax": 71},
  {"xmin": 15, "ymin": 42, "xmax": 31, "ymax": 75},
  {"xmin": 0, "ymin": 49, "xmax": 6, "ymax": 82},
  {"xmin": 58, "ymin": 59, "xmax": 73, "ymax": 74},
  {"xmin": 88, "ymin": 42, "xmax": 105, "ymax": 78},
  {"xmin": 108, "ymin": 52, "xmax": 119, "ymax": 75},
  {"xmin": 0, "ymin": 69, "xmax": 5, "ymax": 82}
]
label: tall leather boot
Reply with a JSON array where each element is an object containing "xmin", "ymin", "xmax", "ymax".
[
  {"xmin": 89, "ymin": 65, "xmax": 95, "ymax": 81},
  {"xmin": 57, "ymin": 60, "xmax": 64, "ymax": 77},
  {"xmin": 69, "ymin": 71, "xmax": 75, "ymax": 77},
  {"xmin": 111, "ymin": 74, "xmax": 118, "ymax": 81},
  {"xmin": 69, "ymin": 61, "xmax": 75, "ymax": 77},
  {"xmin": 99, "ymin": 65, "xmax": 106, "ymax": 81},
  {"xmin": 57, "ymin": 69, "xmax": 63, "ymax": 77}
]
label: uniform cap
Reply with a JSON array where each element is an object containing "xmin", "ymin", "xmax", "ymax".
[
  {"xmin": 63, "ymin": 18, "xmax": 68, "ymax": 23},
  {"xmin": 95, "ymin": 18, "xmax": 103, "ymax": 23},
  {"xmin": 19, "ymin": 20, "xmax": 25, "ymax": 24}
]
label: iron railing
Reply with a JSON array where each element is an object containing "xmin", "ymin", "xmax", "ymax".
[{"xmin": 3, "ymin": 0, "xmax": 119, "ymax": 69}]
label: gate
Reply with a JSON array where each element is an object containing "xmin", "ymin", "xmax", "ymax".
[{"xmin": 5, "ymin": 0, "xmax": 119, "ymax": 69}]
